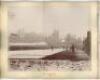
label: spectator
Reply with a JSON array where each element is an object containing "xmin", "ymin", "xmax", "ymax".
[{"xmin": 70, "ymin": 44, "xmax": 75, "ymax": 53}]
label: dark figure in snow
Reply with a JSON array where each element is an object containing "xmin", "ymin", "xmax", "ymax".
[
  {"xmin": 70, "ymin": 44, "xmax": 75, "ymax": 53},
  {"xmin": 51, "ymin": 46, "xmax": 54, "ymax": 51}
]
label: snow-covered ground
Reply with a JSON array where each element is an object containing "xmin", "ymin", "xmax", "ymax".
[
  {"xmin": 9, "ymin": 49, "xmax": 90, "ymax": 71},
  {"xmin": 9, "ymin": 42, "xmax": 48, "ymax": 46},
  {"xmin": 75, "ymin": 50, "xmax": 89, "ymax": 60},
  {"xmin": 9, "ymin": 48, "xmax": 89, "ymax": 59},
  {"xmin": 9, "ymin": 48, "xmax": 65, "ymax": 58},
  {"xmin": 10, "ymin": 60, "xmax": 90, "ymax": 71}
]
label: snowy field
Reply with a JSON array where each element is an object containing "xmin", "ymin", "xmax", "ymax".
[
  {"xmin": 9, "ymin": 48, "xmax": 65, "ymax": 58},
  {"xmin": 9, "ymin": 48, "xmax": 90, "ymax": 71},
  {"xmin": 10, "ymin": 60, "xmax": 90, "ymax": 71},
  {"xmin": 9, "ymin": 42, "xmax": 48, "ymax": 46},
  {"xmin": 9, "ymin": 48, "xmax": 89, "ymax": 60}
]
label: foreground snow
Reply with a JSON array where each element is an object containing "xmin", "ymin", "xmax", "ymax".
[
  {"xmin": 9, "ymin": 49, "xmax": 90, "ymax": 71},
  {"xmin": 10, "ymin": 60, "xmax": 90, "ymax": 71}
]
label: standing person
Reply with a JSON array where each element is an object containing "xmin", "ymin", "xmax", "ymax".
[
  {"xmin": 51, "ymin": 46, "xmax": 54, "ymax": 51},
  {"xmin": 70, "ymin": 44, "xmax": 75, "ymax": 53}
]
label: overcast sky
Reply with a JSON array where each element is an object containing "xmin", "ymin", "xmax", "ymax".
[{"xmin": 8, "ymin": 2, "xmax": 90, "ymax": 39}]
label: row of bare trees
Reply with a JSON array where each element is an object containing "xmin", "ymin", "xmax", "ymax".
[{"xmin": 9, "ymin": 29, "xmax": 91, "ymax": 56}]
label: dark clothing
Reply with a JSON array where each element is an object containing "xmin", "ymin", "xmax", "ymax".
[{"xmin": 70, "ymin": 45, "xmax": 75, "ymax": 52}]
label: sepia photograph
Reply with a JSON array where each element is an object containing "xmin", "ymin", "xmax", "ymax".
[
  {"xmin": 8, "ymin": 2, "xmax": 91, "ymax": 71},
  {"xmin": 0, "ymin": 1, "xmax": 98, "ymax": 79}
]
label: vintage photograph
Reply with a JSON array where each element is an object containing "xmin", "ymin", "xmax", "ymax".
[{"xmin": 8, "ymin": 2, "xmax": 91, "ymax": 71}]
